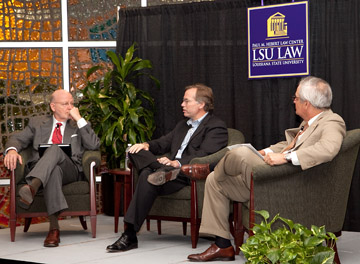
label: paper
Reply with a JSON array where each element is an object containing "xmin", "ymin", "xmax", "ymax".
[{"xmin": 227, "ymin": 143, "xmax": 264, "ymax": 160}]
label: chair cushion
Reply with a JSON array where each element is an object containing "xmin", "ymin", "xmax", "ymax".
[
  {"xmin": 17, "ymin": 181, "xmax": 90, "ymax": 197},
  {"xmin": 158, "ymin": 186, "xmax": 191, "ymax": 200}
]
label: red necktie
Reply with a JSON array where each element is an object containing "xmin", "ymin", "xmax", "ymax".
[{"xmin": 52, "ymin": 123, "xmax": 62, "ymax": 144}]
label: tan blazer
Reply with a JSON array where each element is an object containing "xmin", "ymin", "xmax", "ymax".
[{"xmin": 269, "ymin": 110, "xmax": 346, "ymax": 170}]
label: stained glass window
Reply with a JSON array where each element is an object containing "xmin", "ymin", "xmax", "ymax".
[
  {"xmin": 69, "ymin": 47, "xmax": 114, "ymax": 93},
  {"xmin": 67, "ymin": 0, "xmax": 119, "ymax": 41},
  {"xmin": 0, "ymin": 0, "xmax": 61, "ymax": 42}
]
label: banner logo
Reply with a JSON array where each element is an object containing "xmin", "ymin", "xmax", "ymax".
[
  {"xmin": 267, "ymin": 12, "xmax": 287, "ymax": 38},
  {"xmin": 248, "ymin": 1, "xmax": 309, "ymax": 79}
]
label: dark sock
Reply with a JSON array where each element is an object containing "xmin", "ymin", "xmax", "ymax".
[
  {"xmin": 209, "ymin": 162, "xmax": 216, "ymax": 171},
  {"xmin": 124, "ymin": 223, "xmax": 137, "ymax": 240},
  {"xmin": 215, "ymin": 236, "xmax": 232, "ymax": 248},
  {"xmin": 49, "ymin": 213, "xmax": 59, "ymax": 230},
  {"xmin": 30, "ymin": 177, "xmax": 42, "ymax": 193}
]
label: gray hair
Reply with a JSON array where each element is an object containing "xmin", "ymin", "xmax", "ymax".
[{"xmin": 298, "ymin": 76, "xmax": 332, "ymax": 109}]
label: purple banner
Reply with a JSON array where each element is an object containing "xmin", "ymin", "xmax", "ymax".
[{"xmin": 248, "ymin": 1, "xmax": 309, "ymax": 79}]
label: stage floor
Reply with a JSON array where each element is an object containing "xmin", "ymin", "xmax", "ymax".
[{"xmin": 0, "ymin": 214, "xmax": 359, "ymax": 264}]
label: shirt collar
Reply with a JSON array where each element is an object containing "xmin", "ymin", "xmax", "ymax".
[
  {"xmin": 307, "ymin": 111, "xmax": 323, "ymax": 127},
  {"xmin": 187, "ymin": 112, "xmax": 208, "ymax": 128},
  {"xmin": 52, "ymin": 116, "xmax": 66, "ymax": 127}
]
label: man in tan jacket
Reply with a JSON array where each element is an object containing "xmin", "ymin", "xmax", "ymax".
[{"xmin": 186, "ymin": 76, "xmax": 346, "ymax": 261}]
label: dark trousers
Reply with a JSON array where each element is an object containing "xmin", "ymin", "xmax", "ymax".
[{"xmin": 124, "ymin": 150, "xmax": 189, "ymax": 232}]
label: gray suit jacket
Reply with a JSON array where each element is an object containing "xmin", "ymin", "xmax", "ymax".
[
  {"xmin": 269, "ymin": 110, "xmax": 346, "ymax": 170},
  {"xmin": 5, "ymin": 115, "xmax": 100, "ymax": 172}
]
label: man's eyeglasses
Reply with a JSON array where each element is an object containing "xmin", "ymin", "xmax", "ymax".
[
  {"xmin": 292, "ymin": 95, "xmax": 300, "ymax": 101},
  {"xmin": 54, "ymin": 102, "xmax": 75, "ymax": 107}
]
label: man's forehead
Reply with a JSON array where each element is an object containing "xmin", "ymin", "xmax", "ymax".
[{"xmin": 53, "ymin": 90, "xmax": 73, "ymax": 100}]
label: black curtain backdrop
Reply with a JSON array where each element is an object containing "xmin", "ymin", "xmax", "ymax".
[{"xmin": 116, "ymin": 0, "xmax": 360, "ymax": 231}]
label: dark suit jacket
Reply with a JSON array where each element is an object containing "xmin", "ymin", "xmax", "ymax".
[
  {"xmin": 148, "ymin": 114, "xmax": 228, "ymax": 165},
  {"xmin": 5, "ymin": 115, "xmax": 100, "ymax": 172}
]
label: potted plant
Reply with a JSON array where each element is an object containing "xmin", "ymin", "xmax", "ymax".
[
  {"xmin": 240, "ymin": 210, "xmax": 337, "ymax": 264},
  {"xmin": 79, "ymin": 43, "xmax": 160, "ymax": 169}
]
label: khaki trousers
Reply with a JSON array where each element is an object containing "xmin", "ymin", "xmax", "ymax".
[{"xmin": 199, "ymin": 146, "xmax": 265, "ymax": 239}]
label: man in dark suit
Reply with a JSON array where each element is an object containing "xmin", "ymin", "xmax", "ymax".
[
  {"xmin": 106, "ymin": 83, "xmax": 228, "ymax": 252},
  {"xmin": 4, "ymin": 89, "xmax": 100, "ymax": 247}
]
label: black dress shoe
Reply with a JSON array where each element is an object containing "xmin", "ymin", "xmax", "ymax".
[{"xmin": 106, "ymin": 233, "xmax": 138, "ymax": 252}]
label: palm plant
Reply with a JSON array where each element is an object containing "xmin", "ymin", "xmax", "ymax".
[{"xmin": 79, "ymin": 43, "xmax": 159, "ymax": 168}]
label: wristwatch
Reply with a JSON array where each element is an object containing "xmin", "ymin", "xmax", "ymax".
[{"xmin": 285, "ymin": 153, "xmax": 292, "ymax": 163}]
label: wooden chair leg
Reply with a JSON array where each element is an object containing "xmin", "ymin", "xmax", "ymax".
[
  {"xmin": 332, "ymin": 242, "xmax": 341, "ymax": 264},
  {"xmin": 147, "ymin": 218, "xmax": 150, "ymax": 231},
  {"xmin": 90, "ymin": 215, "xmax": 97, "ymax": 238},
  {"xmin": 10, "ymin": 170, "xmax": 17, "ymax": 241},
  {"xmin": 24, "ymin": 218, "xmax": 32, "ymax": 232},
  {"xmin": 79, "ymin": 216, "xmax": 88, "ymax": 230},
  {"xmin": 182, "ymin": 222, "xmax": 187, "ymax": 236},
  {"xmin": 232, "ymin": 202, "xmax": 244, "ymax": 255},
  {"xmin": 157, "ymin": 220, "xmax": 162, "ymax": 235},
  {"xmin": 10, "ymin": 218, "xmax": 16, "ymax": 242},
  {"xmin": 190, "ymin": 180, "xmax": 199, "ymax": 248}
]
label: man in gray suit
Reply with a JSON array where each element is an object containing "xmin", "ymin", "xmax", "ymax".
[
  {"xmin": 186, "ymin": 76, "xmax": 346, "ymax": 261},
  {"xmin": 4, "ymin": 89, "xmax": 100, "ymax": 247}
]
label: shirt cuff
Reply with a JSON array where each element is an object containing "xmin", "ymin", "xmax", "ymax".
[
  {"xmin": 77, "ymin": 118, "xmax": 87, "ymax": 128},
  {"xmin": 289, "ymin": 151, "xmax": 300, "ymax": 165},
  {"xmin": 264, "ymin": 148, "xmax": 273, "ymax": 155},
  {"xmin": 176, "ymin": 160, "xmax": 182, "ymax": 168},
  {"xmin": 5, "ymin": 147, "xmax": 18, "ymax": 155}
]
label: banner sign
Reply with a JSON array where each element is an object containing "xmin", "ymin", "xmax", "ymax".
[{"xmin": 248, "ymin": 1, "xmax": 309, "ymax": 79}]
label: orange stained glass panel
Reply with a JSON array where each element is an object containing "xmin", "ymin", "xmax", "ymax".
[{"xmin": 0, "ymin": 0, "xmax": 61, "ymax": 41}]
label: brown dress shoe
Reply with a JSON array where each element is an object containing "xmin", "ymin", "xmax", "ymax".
[
  {"xmin": 44, "ymin": 229, "xmax": 60, "ymax": 247},
  {"xmin": 181, "ymin": 164, "xmax": 211, "ymax": 180},
  {"xmin": 188, "ymin": 243, "xmax": 235, "ymax": 262}
]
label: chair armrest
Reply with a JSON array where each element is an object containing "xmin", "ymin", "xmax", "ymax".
[
  {"xmin": 82, "ymin": 150, "xmax": 101, "ymax": 181},
  {"xmin": 190, "ymin": 148, "xmax": 229, "ymax": 165},
  {"xmin": 13, "ymin": 148, "xmax": 33, "ymax": 185},
  {"xmin": 252, "ymin": 163, "xmax": 303, "ymax": 182},
  {"xmin": 189, "ymin": 174, "xmax": 209, "ymax": 181}
]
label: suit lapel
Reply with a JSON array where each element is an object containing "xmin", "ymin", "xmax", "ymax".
[
  {"xmin": 40, "ymin": 116, "xmax": 53, "ymax": 144},
  {"xmin": 294, "ymin": 110, "xmax": 332, "ymax": 149},
  {"xmin": 63, "ymin": 120, "xmax": 77, "ymax": 144}
]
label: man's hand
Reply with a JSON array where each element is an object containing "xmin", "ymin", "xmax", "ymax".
[
  {"xmin": 129, "ymin": 143, "xmax": 149, "ymax": 154},
  {"xmin": 69, "ymin": 107, "xmax": 82, "ymax": 122},
  {"xmin": 157, "ymin": 157, "xmax": 180, "ymax": 168},
  {"xmin": 4, "ymin": 149, "xmax": 22, "ymax": 171},
  {"xmin": 264, "ymin": 152, "xmax": 287, "ymax": 166},
  {"xmin": 258, "ymin": 149, "xmax": 266, "ymax": 156}
]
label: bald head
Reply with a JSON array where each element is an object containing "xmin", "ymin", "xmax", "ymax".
[
  {"xmin": 50, "ymin": 89, "xmax": 72, "ymax": 103},
  {"xmin": 49, "ymin": 89, "xmax": 75, "ymax": 121}
]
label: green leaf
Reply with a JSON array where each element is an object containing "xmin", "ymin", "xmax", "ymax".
[
  {"xmin": 86, "ymin": 65, "xmax": 102, "ymax": 79},
  {"xmin": 255, "ymin": 210, "xmax": 270, "ymax": 221}
]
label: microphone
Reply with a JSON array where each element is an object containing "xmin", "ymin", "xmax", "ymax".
[
  {"xmin": 56, "ymin": 123, "xmax": 60, "ymax": 128},
  {"xmin": 300, "ymin": 125, "xmax": 304, "ymax": 131},
  {"xmin": 187, "ymin": 123, "xmax": 193, "ymax": 128}
]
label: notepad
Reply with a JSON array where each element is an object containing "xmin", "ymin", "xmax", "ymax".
[
  {"xmin": 38, "ymin": 144, "xmax": 72, "ymax": 158},
  {"xmin": 227, "ymin": 143, "xmax": 264, "ymax": 160}
]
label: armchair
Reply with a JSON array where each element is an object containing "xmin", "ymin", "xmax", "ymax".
[
  {"xmin": 233, "ymin": 129, "xmax": 360, "ymax": 263},
  {"xmin": 9, "ymin": 148, "xmax": 101, "ymax": 242},
  {"xmin": 145, "ymin": 128, "xmax": 245, "ymax": 248}
]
